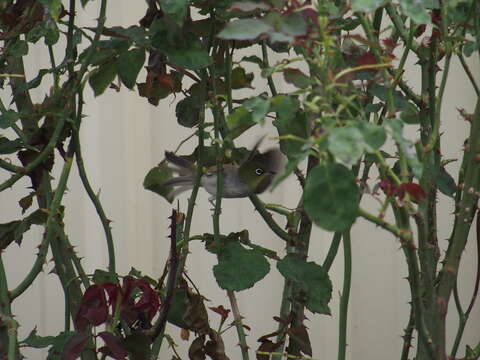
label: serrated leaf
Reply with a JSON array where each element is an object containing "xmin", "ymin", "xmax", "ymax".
[
  {"xmin": 217, "ymin": 18, "xmax": 273, "ymax": 40},
  {"xmin": 143, "ymin": 165, "xmax": 174, "ymax": 203},
  {"xmin": 176, "ymin": 96, "xmax": 203, "ymax": 128},
  {"xmin": 231, "ymin": 67, "xmax": 254, "ymax": 89},
  {"xmin": 93, "ymin": 269, "xmax": 119, "ymax": 284},
  {"xmin": 89, "ymin": 62, "xmax": 117, "ymax": 97},
  {"xmin": 271, "ymin": 95, "xmax": 309, "ymax": 159},
  {"xmin": 351, "ymin": 0, "xmax": 387, "ymax": 12},
  {"xmin": 0, "ymin": 209, "xmax": 47, "ymax": 249},
  {"xmin": 0, "ymin": 110, "xmax": 19, "ymax": 129},
  {"xmin": 0, "ymin": 137, "xmax": 23, "ymax": 154},
  {"xmin": 304, "ymin": 163, "xmax": 359, "ymax": 232},
  {"xmin": 437, "ymin": 166, "xmax": 457, "ymax": 198},
  {"xmin": 277, "ymin": 255, "xmax": 332, "ymax": 314},
  {"xmin": 213, "ymin": 241, "xmax": 270, "ymax": 291},
  {"xmin": 39, "ymin": 0, "xmax": 62, "ymax": 20},
  {"xmin": 226, "ymin": 107, "xmax": 255, "ymax": 139},
  {"xmin": 160, "ymin": 0, "xmax": 188, "ymax": 25},
  {"xmin": 399, "ymin": 0, "xmax": 431, "ymax": 24},
  {"xmin": 6, "ymin": 39, "xmax": 28, "ymax": 57},
  {"xmin": 167, "ymin": 48, "xmax": 212, "ymax": 70},
  {"xmin": 117, "ymin": 49, "xmax": 145, "ymax": 89},
  {"xmin": 385, "ymin": 118, "xmax": 423, "ymax": 179},
  {"xmin": 368, "ymin": 83, "xmax": 408, "ymax": 111},
  {"xmin": 400, "ymin": 102, "xmax": 420, "ymax": 124},
  {"xmin": 283, "ymin": 68, "xmax": 311, "ymax": 88},
  {"xmin": 21, "ymin": 328, "xmax": 58, "ymax": 348},
  {"xmin": 328, "ymin": 127, "xmax": 365, "ymax": 166},
  {"xmin": 358, "ymin": 122, "xmax": 386, "ymax": 151},
  {"xmin": 122, "ymin": 333, "xmax": 151, "ymax": 360},
  {"xmin": 243, "ymin": 94, "xmax": 270, "ymax": 124}
]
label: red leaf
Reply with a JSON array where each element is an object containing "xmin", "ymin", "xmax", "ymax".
[
  {"xmin": 62, "ymin": 333, "xmax": 90, "ymax": 360},
  {"xmin": 378, "ymin": 179, "xmax": 397, "ymax": 197},
  {"xmin": 399, "ymin": 183, "xmax": 426, "ymax": 202},
  {"xmin": 356, "ymin": 52, "xmax": 377, "ymax": 70},
  {"xmin": 75, "ymin": 285, "xmax": 108, "ymax": 331},
  {"xmin": 98, "ymin": 332, "xmax": 127, "ymax": 360},
  {"xmin": 209, "ymin": 305, "xmax": 231, "ymax": 322}
]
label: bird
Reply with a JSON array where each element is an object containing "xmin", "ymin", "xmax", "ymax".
[{"xmin": 161, "ymin": 143, "xmax": 284, "ymax": 203}]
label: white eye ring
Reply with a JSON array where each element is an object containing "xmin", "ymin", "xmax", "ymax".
[{"xmin": 255, "ymin": 168, "xmax": 264, "ymax": 175}]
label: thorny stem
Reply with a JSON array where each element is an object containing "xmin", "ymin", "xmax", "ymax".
[
  {"xmin": 0, "ymin": 254, "xmax": 18, "ymax": 360},
  {"xmin": 400, "ymin": 307, "xmax": 415, "ymax": 360},
  {"xmin": 227, "ymin": 290, "xmax": 250, "ymax": 360},
  {"xmin": 261, "ymin": 41, "xmax": 278, "ymax": 97}
]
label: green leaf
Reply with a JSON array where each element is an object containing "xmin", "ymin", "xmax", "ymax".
[
  {"xmin": 44, "ymin": 21, "xmax": 60, "ymax": 45},
  {"xmin": 226, "ymin": 107, "xmax": 255, "ymax": 139},
  {"xmin": 21, "ymin": 328, "xmax": 58, "ymax": 348},
  {"xmin": 358, "ymin": 122, "xmax": 386, "ymax": 151},
  {"xmin": 0, "ymin": 110, "xmax": 19, "ymax": 129},
  {"xmin": 271, "ymin": 95, "xmax": 309, "ymax": 159},
  {"xmin": 117, "ymin": 49, "xmax": 145, "ymax": 89},
  {"xmin": 243, "ymin": 94, "xmax": 270, "ymax": 124},
  {"xmin": 351, "ymin": 0, "xmax": 387, "ymax": 12},
  {"xmin": 328, "ymin": 127, "xmax": 365, "ymax": 166},
  {"xmin": 48, "ymin": 332, "xmax": 79, "ymax": 360},
  {"xmin": 385, "ymin": 118, "xmax": 423, "ymax": 179},
  {"xmin": 38, "ymin": 0, "xmax": 62, "ymax": 20},
  {"xmin": 7, "ymin": 40, "xmax": 28, "ymax": 57},
  {"xmin": 143, "ymin": 165, "xmax": 174, "ymax": 203},
  {"xmin": 0, "ymin": 137, "xmax": 23, "ymax": 154},
  {"xmin": 122, "ymin": 333, "xmax": 151, "ymax": 360},
  {"xmin": 368, "ymin": 84, "xmax": 408, "ymax": 111},
  {"xmin": 277, "ymin": 255, "xmax": 332, "ymax": 314},
  {"xmin": 283, "ymin": 68, "xmax": 311, "ymax": 89},
  {"xmin": 81, "ymin": 0, "xmax": 92, "ymax": 7},
  {"xmin": 213, "ymin": 241, "xmax": 270, "ymax": 291},
  {"xmin": 88, "ymin": 62, "xmax": 117, "ymax": 97},
  {"xmin": 160, "ymin": 0, "xmax": 188, "ymax": 25},
  {"xmin": 217, "ymin": 18, "xmax": 273, "ymax": 40},
  {"xmin": 400, "ymin": 102, "xmax": 420, "ymax": 124},
  {"xmin": 163, "ymin": 47, "xmax": 211, "ymax": 71},
  {"xmin": 231, "ymin": 67, "xmax": 254, "ymax": 89},
  {"xmin": 463, "ymin": 40, "xmax": 479, "ymax": 57},
  {"xmin": 399, "ymin": 0, "xmax": 432, "ymax": 24},
  {"xmin": 93, "ymin": 269, "xmax": 119, "ymax": 284},
  {"xmin": 304, "ymin": 163, "xmax": 359, "ymax": 232},
  {"xmin": 176, "ymin": 96, "xmax": 203, "ymax": 128},
  {"xmin": 437, "ymin": 166, "xmax": 457, "ymax": 198},
  {"xmin": 0, "ymin": 209, "xmax": 48, "ymax": 249}
]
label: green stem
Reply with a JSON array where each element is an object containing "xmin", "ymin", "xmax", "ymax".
[
  {"xmin": 322, "ymin": 232, "xmax": 342, "ymax": 272},
  {"xmin": 384, "ymin": 3, "xmax": 419, "ymax": 54},
  {"xmin": 261, "ymin": 41, "xmax": 278, "ymax": 97},
  {"xmin": 249, "ymin": 195, "xmax": 290, "ymax": 242},
  {"xmin": 10, "ymin": 234, "xmax": 49, "ymax": 299},
  {"xmin": 358, "ymin": 208, "xmax": 412, "ymax": 242},
  {"xmin": 73, "ymin": 127, "xmax": 116, "ymax": 273},
  {"xmin": 227, "ymin": 290, "xmax": 250, "ymax": 360},
  {"xmin": 0, "ymin": 159, "xmax": 22, "ymax": 173},
  {"xmin": 338, "ymin": 231, "xmax": 351, "ymax": 360},
  {"xmin": 458, "ymin": 52, "xmax": 480, "ymax": 96},
  {"xmin": 0, "ymin": 255, "xmax": 18, "ymax": 360},
  {"xmin": 400, "ymin": 307, "xmax": 415, "ymax": 360}
]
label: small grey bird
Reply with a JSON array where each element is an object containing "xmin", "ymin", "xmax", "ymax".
[{"xmin": 162, "ymin": 146, "xmax": 283, "ymax": 202}]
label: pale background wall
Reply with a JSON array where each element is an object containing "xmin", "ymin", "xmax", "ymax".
[{"xmin": 0, "ymin": 2, "xmax": 479, "ymax": 359}]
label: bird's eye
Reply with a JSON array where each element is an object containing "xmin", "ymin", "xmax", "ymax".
[{"xmin": 255, "ymin": 168, "xmax": 264, "ymax": 175}]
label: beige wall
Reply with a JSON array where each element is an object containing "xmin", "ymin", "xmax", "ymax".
[{"xmin": 1, "ymin": 2, "xmax": 479, "ymax": 359}]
